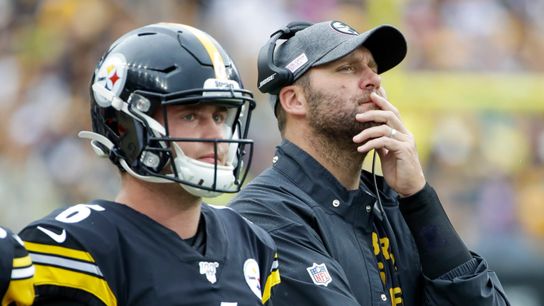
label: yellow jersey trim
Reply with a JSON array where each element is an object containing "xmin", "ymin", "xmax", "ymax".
[
  {"xmin": 262, "ymin": 269, "xmax": 280, "ymax": 303},
  {"xmin": 262, "ymin": 253, "xmax": 280, "ymax": 303},
  {"xmin": 24, "ymin": 241, "xmax": 95, "ymax": 262},
  {"xmin": 33, "ymin": 264, "xmax": 117, "ymax": 306},
  {"xmin": 13, "ymin": 254, "xmax": 32, "ymax": 268},
  {"xmin": 1, "ymin": 276, "xmax": 35, "ymax": 306}
]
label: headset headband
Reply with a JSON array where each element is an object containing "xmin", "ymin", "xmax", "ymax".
[{"xmin": 257, "ymin": 21, "xmax": 313, "ymax": 94}]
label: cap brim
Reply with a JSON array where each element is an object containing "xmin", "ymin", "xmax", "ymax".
[{"xmin": 313, "ymin": 25, "xmax": 407, "ymax": 74}]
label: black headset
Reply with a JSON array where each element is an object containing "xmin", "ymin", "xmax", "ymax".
[{"xmin": 257, "ymin": 21, "xmax": 313, "ymax": 95}]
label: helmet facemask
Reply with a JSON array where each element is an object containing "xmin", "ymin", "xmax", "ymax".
[
  {"xmin": 84, "ymin": 79, "xmax": 255, "ymax": 198},
  {"xmin": 145, "ymin": 85, "xmax": 254, "ymax": 198}
]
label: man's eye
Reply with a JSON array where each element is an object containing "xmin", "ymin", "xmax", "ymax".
[
  {"xmin": 183, "ymin": 113, "xmax": 195, "ymax": 121},
  {"xmin": 213, "ymin": 113, "xmax": 226, "ymax": 123},
  {"xmin": 339, "ymin": 65, "xmax": 355, "ymax": 72}
]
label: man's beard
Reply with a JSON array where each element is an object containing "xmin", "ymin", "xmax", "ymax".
[{"xmin": 306, "ymin": 87, "xmax": 379, "ymax": 147}]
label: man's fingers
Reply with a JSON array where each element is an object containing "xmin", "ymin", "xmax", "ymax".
[
  {"xmin": 356, "ymin": 135, "xmax": 402, "ymax": 153},
  {"xmin": 353, "ymin": 125, "xmax": 405, "ymax": 144},
  {"xmin": 370, "ymin": 92, "xmax": 400, "ymax": 117},
  {"xmin": 355, "ymin": 110, "xmax": 408, "ymax": 134}
]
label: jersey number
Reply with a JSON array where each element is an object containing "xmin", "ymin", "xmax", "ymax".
[{"xmin": 55, "ymin": 204, "xmax": 105, "ymax": 223}]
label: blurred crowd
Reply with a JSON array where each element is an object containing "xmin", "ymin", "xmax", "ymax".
[{"xmin": 1, "ymin": 0, "xmax": 544, "ymax": 301}]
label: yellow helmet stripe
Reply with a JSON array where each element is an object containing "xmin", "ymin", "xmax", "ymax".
[{"xmin": 177, "ymin": 24, "xmax": 228, "ymax": 80}]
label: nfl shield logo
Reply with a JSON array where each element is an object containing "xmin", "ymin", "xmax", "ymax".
[{"xmin": 306, "ymin": 263, "xmax": 332, "ymax": 287}]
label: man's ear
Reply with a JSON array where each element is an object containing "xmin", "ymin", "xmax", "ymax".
[{"xmin": 278, "ymin": 84, "xmax": 307, "ymax": 116}]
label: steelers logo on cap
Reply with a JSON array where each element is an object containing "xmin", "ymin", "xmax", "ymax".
[{"xmin": 330, "ymin": 21, "xmax": 358, "ymax": 35}]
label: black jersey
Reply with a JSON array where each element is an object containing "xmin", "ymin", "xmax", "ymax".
[
  {"xmin": 0, "ymin": 226, "xmax": 35, "ymax": 306},
  {"xmin": 230, "ymin": 140, "xmax": 510, "ymax": 306},
  {"xmin": 19, "ymin": 201, "xmax": 280, "ymax": 306}
]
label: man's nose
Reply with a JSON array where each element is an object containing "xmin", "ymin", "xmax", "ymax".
[
  {"xmin": 359, "ymin": 68, "xmax": 381, "ymax": 92},
  {"xmin": 202, "ymin": 118, "xmax": 225, "ymax": 139}
]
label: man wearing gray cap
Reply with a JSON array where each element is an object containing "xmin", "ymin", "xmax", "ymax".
[{"xmin": 230, "ymin": 20, "xmax": 510, "ymax": 305}]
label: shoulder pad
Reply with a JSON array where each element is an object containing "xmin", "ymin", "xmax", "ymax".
[
  {"xmin": 19, "ymin": 204, "xmax": 119, "ymax": 306},
  {"xmin": 0, "ymin": 226, "xmax": 35, "ymax": 305}
]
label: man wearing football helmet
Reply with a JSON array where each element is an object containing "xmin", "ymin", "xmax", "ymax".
[
  {"xmin": 0, "ymin": 226, "xmax": 35, "ymax": 306},
  {"xmin": 19, "ymin": 23, "xmax": 280, "ymax": 306}
]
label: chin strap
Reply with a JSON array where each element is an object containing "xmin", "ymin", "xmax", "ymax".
[
  {"xmin": 171, "ymin": 143, "xmax": 236, "ymax": 198},
  {"xmin": 78, "ymin": 130, "xmax": 170, "ymax": 184},
  {"xmin": 77, "ymin": 130, "xmax": 113, "ymax": 158}
]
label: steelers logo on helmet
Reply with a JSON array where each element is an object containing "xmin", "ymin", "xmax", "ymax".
[
  {"xmin": 330, "ymin": 21, "xmax": 358, "ymax": 35},
  {"xmin": 93, "ymin": 53, "xmax": 128, "ymax": 107}
]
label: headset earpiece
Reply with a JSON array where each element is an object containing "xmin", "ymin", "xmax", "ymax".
[{"xmin": 257, "ymin": 21, "xmax": 313, "ymax": 94}]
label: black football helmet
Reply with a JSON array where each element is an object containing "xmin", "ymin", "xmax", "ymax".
[{"xmin": 80, "ymin": 23, "xmax": 255, "ymax": 197}]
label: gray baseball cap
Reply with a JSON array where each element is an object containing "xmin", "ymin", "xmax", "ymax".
[{"xmin": 259, "ymin": 20, "xmax": 407, "ymax": 96}]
